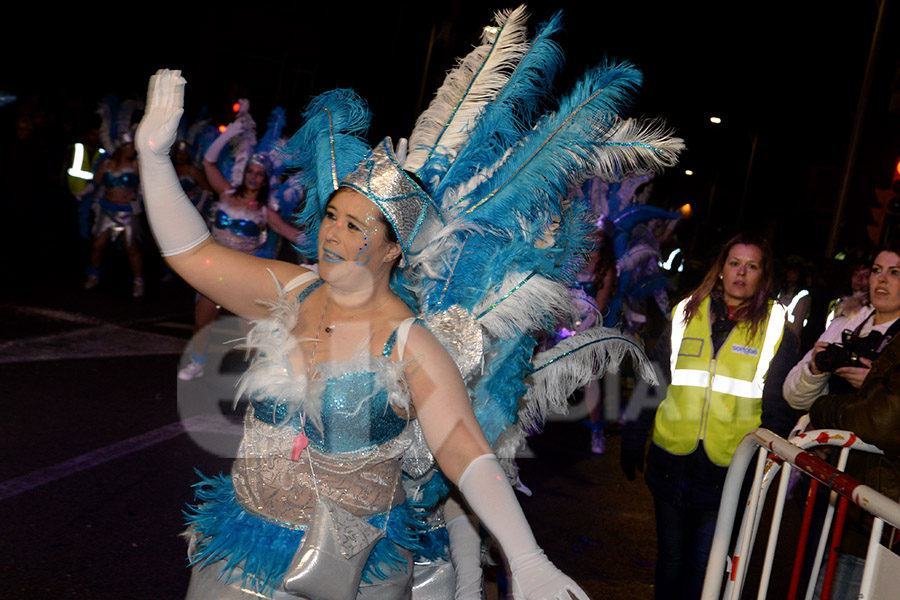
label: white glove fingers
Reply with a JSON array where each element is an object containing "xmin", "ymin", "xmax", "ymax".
[
  {"xmin": 160, "ymin": 69, "xmax": 184, "ymax": 111},
  {"xmin": 146, "ymin": 72, "xmax": 159, "ymax": 110},
  {"xmin": 170, "ymin": 70, "xmax": 186, "ymax": 110}
]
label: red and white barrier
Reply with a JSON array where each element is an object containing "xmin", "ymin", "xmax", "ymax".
[{"xmin": 701, "ymin": 428, "xmax": 900, "ymax": 600}]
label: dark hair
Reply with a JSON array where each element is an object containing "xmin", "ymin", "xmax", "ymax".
[
  {"xmin": 682, "ymin": 232, "xmax": 776, "ymax": 339},
  {"xmin": 235, "ymin": 166, "xmax": 270, "ymax": 205},
  {"xmin": 874, "ymin": 240, "xmax": 900, "ymax": 261}
]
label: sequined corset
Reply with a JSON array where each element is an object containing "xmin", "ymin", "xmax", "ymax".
[
  {"xmin": 102, "ymin": 169, "xmax": 139, "ymax": 189},
  {"xmin": 231, "ymin": 278, "xmax": 414, "ymax": 528},
  {"xmin": 251, "ymin": 372, "xmax": 407, "ymax": 453},
  {"xmin": 209, "ymin": 196, "xmax": 267, "ymax": 254}
]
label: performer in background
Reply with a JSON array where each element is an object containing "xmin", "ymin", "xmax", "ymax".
[{"xmin": 177, "ymin": 119, "xmax": 301, "ymax": 381}]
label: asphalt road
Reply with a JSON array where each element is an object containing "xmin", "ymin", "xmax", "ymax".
[{"xmin": 0, "ymin": 246, "xmax": 660, "ymax": 599}]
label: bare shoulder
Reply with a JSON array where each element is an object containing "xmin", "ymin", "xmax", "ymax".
[{"xmin": 403, "ymin": 319, "xmax": 455, "ymax": 363}]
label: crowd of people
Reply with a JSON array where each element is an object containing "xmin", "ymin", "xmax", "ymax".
[{"xmin": 3, "ymin": 9, "xmax": 900, "ymax": 600}]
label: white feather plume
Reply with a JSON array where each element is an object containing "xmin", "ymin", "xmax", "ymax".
[
  {"xmin": 475, "ymin": 272, "xmax": 575, "ymax": 340},
  {"xmin": 585, "ymin": 116, "xmax": 685, "ymax": 181},
  {"xmin": 518, "ymin": 326, "xmax": 659, "ymax": 433},
  {"xmin": 404, "ymin": 5, "xmax": 532, "ymax": 172}
]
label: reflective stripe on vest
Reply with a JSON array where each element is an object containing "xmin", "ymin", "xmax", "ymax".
[{"xmin": 785, "ymin": 289, "xmax": 809, "ymax": 324}]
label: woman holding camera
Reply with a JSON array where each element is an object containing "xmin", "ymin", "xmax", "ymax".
[{"xmin": 783, "ymin": 242, "xmax": 900, "ymax": 411}]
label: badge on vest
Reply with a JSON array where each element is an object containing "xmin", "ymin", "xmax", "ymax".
[{"xmin": 731, "ymin": 344, "xmax": 759, "ymax": 357}]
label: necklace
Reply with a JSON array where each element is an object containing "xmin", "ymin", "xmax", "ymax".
[
  {"xmin": 306, "ymin": 292, "xmax": 330, "ymax": 376},
  {"xmin": 323, "ymin": 295, "xmax": 390, "ymax": 333}
]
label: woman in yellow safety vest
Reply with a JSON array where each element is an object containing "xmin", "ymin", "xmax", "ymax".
[{"xmin": 620, "ymin": 232, "xmax": 799, "ymax": 600}]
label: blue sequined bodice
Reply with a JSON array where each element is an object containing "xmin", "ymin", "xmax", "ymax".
[
  {"xmin": 103, "ymin": 170, "xmax": 139, "ymax": 189},
  {"xmin": 247, "ymin": 279, "xmax": 414, "ymax": 454},
  {"xmin": 214, "ymin": 209, "xmax": 263, "ymax": 237},
  {"xmin": 251, "ymin": 372, "xmax": 406, "ymax": 453}
]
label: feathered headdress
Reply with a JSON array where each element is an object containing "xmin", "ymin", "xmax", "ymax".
[
  {"xmin": 578, "ymin": 174, "xmax": 683, "ymax": 330},
  {"xmin": 279, "ymin": 5, "xmax": 685, "ymax": 457},
  {"xmin": 97, "ymin": 94, "xmax": 143, "ymax": 153}
]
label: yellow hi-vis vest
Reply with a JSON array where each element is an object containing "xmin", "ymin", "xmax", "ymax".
[{"xmin": 652, "ymin": 295, "xmax": 787, "ymax": 466}]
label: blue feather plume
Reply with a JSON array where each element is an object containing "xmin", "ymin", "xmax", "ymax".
[
  {"xmin": 280, "ymin": 89, "xmax": 372, "ymax": 259},
  {"xmin": 450, "ymin": 59, "xmax": 643, "ymax": 224},
  {"xmin": 256, "ymin": 106, "xmax": 286, "ymax": 155},
  {"xmin": 422, "ymin": 11, "xmax": 566, "ymax": 198}
]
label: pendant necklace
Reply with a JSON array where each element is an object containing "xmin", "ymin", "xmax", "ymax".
[{"xmin": 323, "ymin": 295, "xmax": 390, "ymax": 333}]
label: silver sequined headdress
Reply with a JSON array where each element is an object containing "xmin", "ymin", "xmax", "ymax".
[
  {"xmin": 339, "ymin": 137, "xmax": 439, "ymax": 262},
  {"xmin": 281, "ymin": 6, "xmax": 684, "ymax": 463}
]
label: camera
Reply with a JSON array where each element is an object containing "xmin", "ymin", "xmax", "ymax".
[{"xmin": 813, "ymin": 328, "xmax": 883, "ymax": 373}]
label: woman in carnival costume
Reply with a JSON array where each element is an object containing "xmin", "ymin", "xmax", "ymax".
[
  {"xmin": 82, "ymin": 132, "xmax": 147, "ymax": 297},
  {"xmin": 566, "ymin": 174, "xmax": 682, "ymax": 455},
  {"xmin": 137, "ymin": 6, "xmax": 683, "ymax": 598},
  {"xmin": 79, "ymin": 95, "xmax": 147, "ymax": 296},
  {"xmin": 178, "ymin": 102, "xmax": 303, "ymax": 381}
]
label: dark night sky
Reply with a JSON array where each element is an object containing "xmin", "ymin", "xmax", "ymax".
[{"xmin": 6, "ymin": 1, "xmax": 899, "ymax": 259}]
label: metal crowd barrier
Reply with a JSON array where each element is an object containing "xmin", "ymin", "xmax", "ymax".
[{"xmin": 701, "ymin": 427, "xmax": 900, "ymax": 600}]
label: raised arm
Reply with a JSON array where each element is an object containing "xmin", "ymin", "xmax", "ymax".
[
  {"xmin": 201, "ymin": 120, "xmax": 245, "ymax": 195},
  {"xmin": 135, "ymin": 69, "xmax": 306, "ymax": 318},
  {"xmin": 405, "ymin": 325, "xmax": 589, "ymax": 600},
  {"xmin": 266, "ymin": 209, "xmax": 303, "ymax": 244}
]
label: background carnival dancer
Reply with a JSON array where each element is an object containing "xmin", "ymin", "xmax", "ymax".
[
  {"xmin": 80, "ymin": 133, "xmax": 146, "ymax": 297},
  {"xmin": 783, "ymin": 241, "xmax": 900, "ymax": 412},
  {"xmin": 177, "ymin": 114, "xmax": 302, "ymax": 381},
  {"xmin": 619, "ymin": 232, "xmax": 798, "ymax": 600},
  {"xmin": 137, "ymin": 68, "xmax": 590, "ymax": 600}
]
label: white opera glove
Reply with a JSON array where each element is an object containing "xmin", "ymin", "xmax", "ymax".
[
  {"xmin": 135, "ymin": 69, "xmax": 210, "ymax": 256},
  {"xmin": 202, "ymin": 119, "xmax": 245, "ymax": 163},
  {"xmin": 457, "ymin": 454, "xmax": 589, "ymax": 600}
]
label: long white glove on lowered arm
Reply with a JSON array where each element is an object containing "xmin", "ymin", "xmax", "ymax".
[
  {"xmin": 135, "ymin": 70, "xmax": 210, "ymax": 256},
  {"xmin": 458, "ymin": 454, "xmax": 590, "ymax": 600}
]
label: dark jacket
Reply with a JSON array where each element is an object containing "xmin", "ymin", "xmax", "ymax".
[{"xmin": 809, "ymin": 333, "xmax": 900, "ymax": 557}]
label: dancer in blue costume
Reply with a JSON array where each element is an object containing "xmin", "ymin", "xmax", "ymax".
[
  {"xmin": 138, "ymin": 70, "xmax": 591, "ymax": 600},
  {"xmin": 177, "ymin": 116, "xmax": 303, "ymax": 381},
  {"xmin": 138, "ymin": 6, "xmax": 683, "ymax": 597},
  {"xmin": 82, "ymin": 135, "xmax": 146, "ymax": 297}
]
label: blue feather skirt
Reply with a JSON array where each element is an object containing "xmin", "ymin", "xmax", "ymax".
[{"xmin": 184, "ymin": 471, "xmax": 449, "ymax": 596}]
